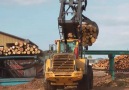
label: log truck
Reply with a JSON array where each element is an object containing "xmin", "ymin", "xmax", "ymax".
[{"xmin": 44, "ymin": 0, "xmax": 99, "ymax": 90}]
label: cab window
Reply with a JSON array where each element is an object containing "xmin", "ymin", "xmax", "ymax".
[{"xmin": 60, "ymin": 41, "xmax": 76, "ymax": 53}]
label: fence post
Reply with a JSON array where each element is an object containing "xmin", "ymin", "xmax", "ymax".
[{"xmin": 108, "ymin": 54, "xmax": 115, "ymax": 80}]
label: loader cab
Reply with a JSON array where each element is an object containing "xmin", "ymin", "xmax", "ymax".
[{"xmin": 55, "ymin": 39, "xmax": 79, "ymax": 53}]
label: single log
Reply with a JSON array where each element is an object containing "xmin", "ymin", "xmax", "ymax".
[{"xmin": 15, "ymin": 42, "xmax": 19, "ymax": 46}]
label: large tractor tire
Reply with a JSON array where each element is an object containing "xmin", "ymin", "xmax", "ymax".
[
  {"xmin": 77, "ymin": 75, "xmax": 89, "ymax": 90},
  {"xmin": 89, "ymin": 65, "xmax": 93, "ymax": 89},
  {"xmin": 44, "ymin": 81, "xmax": 56, "ymax": 90},
  {"xmin": 77, "ymin": 65, "xmax": 93, "ymax": 90}
]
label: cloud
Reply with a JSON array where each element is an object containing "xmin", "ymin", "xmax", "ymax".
[
  {"xmin": 90, "ymin": 25, "xmax": 129, "ymax": 50},
  {"xmin": 87, "ymin": 2, "xmax": 129, "ymax": 26},
  {"xmin": 87, "ymin": 2, "xmax": 129, "ymax": 50},
  {"xmin": 0, "ymin": 0, "xmax": 46, "ymax": 5}
]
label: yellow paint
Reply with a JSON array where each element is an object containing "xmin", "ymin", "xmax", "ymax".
[
  {"xmin": 44, "ymin": 39, "xmax": 87, "ymax": 86},
  {"xmin": 45, "ymin": 59, "xmax": 51, "ymax": 71},
  {"xmin": 45, "ymin": 71, "xmax": 83, "ymax": 86},
  {"xmin": 76, "ymin": 59, "xmax": 86, "ymax": 73}
]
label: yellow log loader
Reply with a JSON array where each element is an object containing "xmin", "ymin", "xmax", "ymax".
[
  {"xmin": 43, "ymin": 0, "xmax": 99, "ymax": 90},
  {"xmin": 44, "ymin": 39, "xmax": 93, "ymax": 90}
]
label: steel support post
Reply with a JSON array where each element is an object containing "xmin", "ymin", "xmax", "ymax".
[{"xmin": 108, "ymin": 54, "xmax": 115, "ymax": 80}]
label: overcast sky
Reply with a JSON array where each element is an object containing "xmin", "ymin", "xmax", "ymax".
[{"xmin": 0, "ymin": 0, "xmax": 129, "ymax": 58}]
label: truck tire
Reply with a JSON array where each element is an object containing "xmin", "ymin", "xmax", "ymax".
[
  {"xmin": 88, "ymin": 65, "xmax": 93, "ymax": 89},
  {"xmin": 77, "ymin": 66, "xmax": 93, "ymax": 90},
  {"xmin": 44, "ymin": 81, "xmax": 56, "ymax": 90},
  {"xmin": 85, "ymin": 74, "xmax": 90, "ymax": 90},
  {"xmin": 77, "ymin": 74, "xmax": 89, "ymax": 90}
]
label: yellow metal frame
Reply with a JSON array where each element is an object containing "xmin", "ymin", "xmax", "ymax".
[
  {"xmin": 45, "ymin": 58, "xmax": 86, "ymax": 85},
  {"xmin": 45, "ymin": 71, "xmax": 83, "ymax": 85},
  {"xmin": 76, "ymin": 58, "xmax": 86, "ymax": 74},
  {"xmin": 44, "ymin": 39, "xmax": 86, "ymax": 86},
  {"xmin": 56, "ymin": 39, "xmax": 79, "ymax": 53}
]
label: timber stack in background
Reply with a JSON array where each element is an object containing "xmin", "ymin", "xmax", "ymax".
[
  {"xmin": 0, "ymin": 41, "xmax": 41, "ymax": 56},
  {"xmin": 92, "ymin": 55, "xmax": 129, "ymax": 71},
  {"xmin": 0, "ymin": 31, "xmax": 43, "ymax": 78}
]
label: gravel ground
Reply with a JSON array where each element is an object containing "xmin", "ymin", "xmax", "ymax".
[{"xmin": 0, "ymin": 73, "xmax": 129, "ymax": 90}]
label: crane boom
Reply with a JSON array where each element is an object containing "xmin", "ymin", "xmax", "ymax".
[
  {"xmin": 44, "ymin": 1, "xmax": 97, "ymax": 90},
  {"xmin": 58, "ymin": 0, "xmax": 87, "ymax": 41},
  {"xmin": 58, "ymin": 0, "xmax": 99, "ymax": 57}
]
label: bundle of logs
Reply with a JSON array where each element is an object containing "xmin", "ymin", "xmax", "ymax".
[
  {"xmin": 92, "ymin": 55, "xmax": 129, "ymax": 71},
  {"xmin": 77, "ymin": 23, "xmax": 99, "ymax": 46},
  {"xmin": 0, "ymin": 42, "xmax": 41, "ymax": 56}
]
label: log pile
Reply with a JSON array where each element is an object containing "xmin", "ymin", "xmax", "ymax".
[
  {"xmin": 115, "ymin": 55, "xmax": 129, "ymax": 70},
  {"xmin": 77, "ymin": 23, "xmax": 99, "ymax": 46},
  {"xmin": 92, "ymin": 55, "xmax": 129, "ymax": 71},
  {"xmin": 0, "ymin": 42, "xmax": 41, "ymax": 56},
  {"xmin": 92, "ymin": 59, "xmax": 109, "ymax": 69}
]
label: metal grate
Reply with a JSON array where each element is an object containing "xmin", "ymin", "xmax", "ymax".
[{"xmin": 52, "ymin": 54, "xmax": 75, "ymax": 72}]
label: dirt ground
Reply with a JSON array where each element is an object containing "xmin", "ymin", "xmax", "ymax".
[
  {"xmin": 0, "ymin": 73, "xmax": 129, "ymax": 90},
  {"xmin": 93, "ymin": 73, "xmax": 129, "ymax": 90}
]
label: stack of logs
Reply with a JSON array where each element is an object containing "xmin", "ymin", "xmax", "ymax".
[
  {"xmin": 77, "ymin": 23, "xmax": 99, "ymax": 46},
  {"xmin": 0, "ymin": 42, "xmax": 41, "ymax": 56},
  {"xmin": 92, "ymin": 55, "xmax": 129, "ymax": 71}
]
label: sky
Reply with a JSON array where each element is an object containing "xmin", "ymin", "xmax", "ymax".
[{"xmin": 0, "ymin": 0, "xmax": 129, "ymax": 58}]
